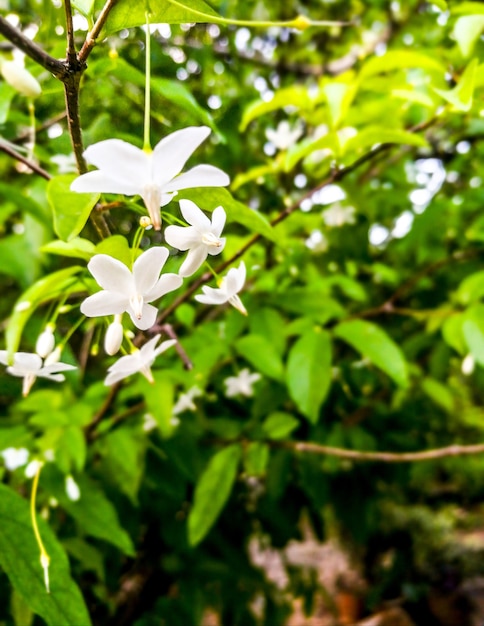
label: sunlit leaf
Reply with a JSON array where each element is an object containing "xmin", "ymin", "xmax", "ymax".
[
  {"xmin": 47, "ymin": 175, "xmax": 99, "ymax": 242},
  {"xmin": 188, "ymin": 444, "xmax": 242, "ymax": 546}
]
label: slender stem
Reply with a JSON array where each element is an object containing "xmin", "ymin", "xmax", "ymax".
[
  {"xmin": 78, "ymin": 0, "xmax": 119, "ymax": 64},
  {"xmin": 165, "ymin": 0, "xmax": 347, "ymax": 28},
  {"xmin": 0, "ymin": 138, "xmax": 51, "ymax": 179},
  {"xmin": 143, "ymin": 11, "xmax": 151, "ymax": 152},
  {"xmin": 0, "ymin": 16, "xmax": 66, "ymax": 78},
  {"xmin": 64, "ymin": 0, "xmax": 78, "ymax": 64},
  {"xmin": 30, "ymin": 463, "xmax": 50, "ymax": 593}
]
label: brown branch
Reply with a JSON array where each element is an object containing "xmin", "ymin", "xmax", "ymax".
[
  {"xmin": 0, "ymin": 16, "xmax": 67, "ymax": 79},
  {"xmin": 0, "ymin": 138, "xmax": 51, "ymax": 180},
  {"xmin": 78, "ymin": 0, "xmax": 119, "ymax": 64},
  {"xmin": 276, "ymin": 440, "xmax": 484, "ymax": 463},
  {"xmin": 64, "ymin": 0, "xmax": 78, "ymax": 64}
]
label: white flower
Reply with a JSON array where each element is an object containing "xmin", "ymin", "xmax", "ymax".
[
  {"xmin": 25, "ymin": 459, "xmax": 43, "ymax": 478},
  {"xmin": 1, "ymin": 59, "xmax": 41, "ymax": 97},
  {"xmin": 81, "ymin": 247, "xmax": 183, "ymax": 331},
  {"xmin": 321, "ymin": 204, "xmax": 356, "ymax": 227},
  {"xmin": 173, "ymin": 386, "xmax": 202, "ymax": 415},
  {"xmin": 142, "ymin": 412, "xmax": 158, "ymax": 432},
  {"xmin": 105, "ymin": 335, "xmax": 176, "ymax": 386},
  {"xmin": 194, "ymin": 261, "xmax": 247, "ymax": 315},
  {"xmin": 35, "ymin": 326, "xmax": 55, "ymax": 358},
  {"xmin": 104, "ymin": 316, "xmax": 124, "ymax": 355},
  {"xmin": 164, "ymin": 200, "xmax": 226, "ymax": 277},
  {"xmin": 224, "ymin": 368, "xmax": 261, "ymax": 397},
  {"xmin": 1, "ymin": 447, "xmax": 29, "ymax": 471},
  {"xmin": 65, "ymin": 475, "xmax": 81, "ymax": 501},
  {"xmin": 265, "ymin": 121, "xmax": 303, "ymax": 151},
  {"xmin": 0, "ymin": 350, "xmax": 76, "ymax": 396},
  {"xmin": 70, "ymin": 126, "xmax": 230, "ymax": 230}
]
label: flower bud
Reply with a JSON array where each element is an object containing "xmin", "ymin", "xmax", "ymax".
[
  {"xmin": 65, "ymin": 475, "xmax": 81, "ymax": 501},
  {"xmin": 1, "ymin": 60, "xmax": 41, "ymax": 98},
  {"xmin": 104, "ymin": 320, "xmax": 124, "ymax": 355},
  {"xmin": 36, "ymin": 327, "xmax": 55, "ymax": 358},
  {"xmin": 44, "ymin": 346, "xmax": 61, "ymax": 366}
]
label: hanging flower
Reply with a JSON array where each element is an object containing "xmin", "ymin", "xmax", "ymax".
[
  {"xmin": 164, "ymin": 200, "xmax": 226, "ymax": 277},
  {"xmin": 224, "ymin": 368, "xmax": 261, "ymax": 397},
  {"xmin": 81, "ymin": 247, "xmax": 182, "ymax": 331},
  {"xmin": 173, "ymin": 386, "xmax": 202, "ymax": 415},
  {"xmin": 194, "ymin": 261, "xmax": 247, "ymax": 315},
  {"xmin": 104, "ymin": 335, "xmax": 176, "ymax": 386},
  {"xmin": 0, "ymin": 350, "xmax": 76, "ymax": 397},
  {"xmin": 70, "ymin": 126, "xmax": 230, "ymax": 230}
]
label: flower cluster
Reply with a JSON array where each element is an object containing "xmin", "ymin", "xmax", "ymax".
[{"xmin": 0, "ymin": 126, "xmax": 250, "ymax": 394}]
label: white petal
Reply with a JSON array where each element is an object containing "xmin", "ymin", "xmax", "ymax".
[
  {"xmin": 153, "ymin": 339, "xmax": 177, "ymax": 358},
  {"xmin": 178, "ymin": 246, "xmax": 208, "ymax": 277},
  {"xmin": 162, "ymin": 165, "xmax": 230, "ymax": 193},
  {"xmin": 107, "ymin": 353, "xmax": 140, "ymax": 375},
  {"xmin": 164, "ymin": 225, "xmax": 201, "ymax": 251},
  {"xmin": 128, "ymin": 302, "xmax": 158, "ymax": 330},
  {"xmin": 195, "ymin": 286, "xmax": 229, "ymax": 305},
  {"xmin": 133, "ymin": 247, "xmax": 169, "ymax": 295},
  {"xmin": 138, "ymin": 335, "xmax": 162, "ymax": 357},
  {"xmin": 152, "ymin": 126, "xmax": 211, "ymax": 185},
  {"xmin": 12, "ymin": 353, "xmax": 42, "ymax": 372},
  {"xmin": 206, "ymin": 237, "xmax": 226, "ymax": 256},
  {"xmin": 87, "ymin": 255, "xmax": 134, "ymax": 293},
  {"xmin": 105, "ymin": 369, "xmax": 130, "ymax": 386},
  {"xmin": 84, "ymin": 139, "xmax": 149, "ymax": 186},
  {"xmin": 211, "ymin": 206, "xmax": 226, "ymax": 236},
  {"xmin": 179, "ymin": 199, "xmax": 211, "ymax": 231},
  {"xmin": 40, "ymin": 362, "xmax": 76, "ymax": 377},
  {"xmin": 70, "ymin": 170, "xmax": 141, "ymax": 196},
  {"xmin": 226, "ymin": 262, "xmax": 246, "ymax": 295},
  {"xmin": 81, "ymin": 291, "xmax": 128, "ymax": 317},
  {"xmin": 145, "ymin": 274, "xmax": 183, "ymax": 301},
  {"xmin": 0, "ymin": 350, "xmax": 9, "ymax": 366}
]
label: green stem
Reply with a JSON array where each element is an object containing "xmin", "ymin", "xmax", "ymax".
[
  {"xmin": 164, "ymin": 0, "xmax": 346, "ymax": 28},
  {"xmin": 143, "ymin": 10, "xmax": 151, "ymax": 152},
  {"xmin": 30, "ymin": 462, "xmax": 50, "ymax": 593}
]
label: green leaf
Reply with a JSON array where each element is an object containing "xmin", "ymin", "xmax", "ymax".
[
  {"xmin": 0, "ymin": 483, "xmax": 91, "ymax": 626},
  {"xmin": 286, "ymin": 328, "xmax": 332, "ymax": 423},
  {"xmin": 454, "ymin": 15, "xmax": 484, "ymax": 58},
  {"xmin": 463, "ymin": 317, "xmax": 484, "ymax": 366},
  {"xmin": 421, "ymin": 377, "xmax": 455, "ymax": 413},
  {"xmin": 359, "ymin": 50, "xmax": 446, "ymax": 79},
  {"xmin": 178, "ymin": 188, "xmax": 275, "ymax": 241},
  {"xmin": 6, "ymin": 266, "xmax": 82, "ymax": 357},
  {"xmin": 262, "ymin": 412, "xmax": 300, "ymax": 439},
  {"xmin": 240, "ymin": 86, "xmax": 311, "ymax": 130},
  {"xmin": 452, "ymin": 2, "xmax": 484, "ymax": 15},
  {"xmin": 344, "ymin": 127, "xmax": 429, "ymax": 157},
  {"xmin": 243, "ymin": 442, "xmax": 269, "ymax": 477},
  {"xmin": 41, "ymin": 237, "xmax": 96, "ymax": 261},
  {"xmin": 42, "ymin": 468, "xmax": 135, "ymax": 556},
  {"xmin": 72, "ymin": 0, "xmax": 94, "ymax": 15},
  {"xmin": 0, "ymin": 83, "xmax": 15, "ymax": 124},
  {"xmin": 95, "ymin": 235, "xmax": 132, "ymax": 266},
  {"xmin": 104, "ymin": 0, "xmax": 220, "ymax": 34},
  {"xmin": 188, "ymin": 444, "xmax": 242, "ymax": 546},
  {"xmin": 433, "ymin": 58, "xmax": 478, "ymax": 112},
  {"xmin": 235, "ymin": 334, "xmax": 284, "ymax": 381},
  {"xmin": 323, "ymin": 82, "xmax": 356, "ymax": 129},
  {"xmin": 141, "ymin": 373, "xmax": 177, "ymax": 438},
  {"xmin": 47, "ymin": 175, "xmax": 99, "ymax": 242},
  {"xmin": 429, "ymin": 0, "xmax": 447, "ymax": 8},
  {"xmin": 334, "ymin": 319, "xmax": 409, "ymax": 387}
]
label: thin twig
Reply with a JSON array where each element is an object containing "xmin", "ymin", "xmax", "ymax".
[
  {"xmin": 78, "ymin": 0, "xmax": 119, "ymax": 64},
  {"xmin": 0, "ymin": 16, "xmax": 66, "ymax": 79},
  {"xmin": 64, "ymin": 0, "xmax": 78, "ymax": 64},
  {"xmin": 0, "ymin": 138, "xmax": 51, "ymax": 180},
  {"xmin": 160, "ymin": 324, "xmax": 193, "ymax": 370}
]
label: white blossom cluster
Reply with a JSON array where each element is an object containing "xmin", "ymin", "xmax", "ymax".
[{"xmin": 0, "ymin": 126, "xmax": 251, "ymax": 394}]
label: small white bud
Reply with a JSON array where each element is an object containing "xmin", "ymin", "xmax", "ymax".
[
  {"xmin": 65, "ymin": 475, "xmax": 81, "ymax": 501},
  {"xmin": 462, "ymin": 353, "xmax": 475, "ymax": 376},
  {"xmin": 104, "ymin": 320, "xmax": 124, "ymax": 355},
  {"xmin": 25, "ymin": 459, "xmax": 43, "ymax": 478},
  {"xmin": 44, "ymin": 346, "xmax": 61, "ymax": 366},
  {"xmin": 35, "ymin": 327, "xmax": 55, "ymax": 358},
  {"xmin": 40, "ymin": 552, "xmax": 50, "ymax": 593},
  {"xmin": 1, "ymin": 60, "xmax": 41, "ymax": 98}
]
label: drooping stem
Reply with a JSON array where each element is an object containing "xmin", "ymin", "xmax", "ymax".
[
  {"xmin": 143, "ymin": 10, "xmax": 152, "ymax": 152},
  {"xmin": 30, "ymin": 462, "xmax": 50, "ymax": 593},
  {"xmin": 0, "ymin": 137, "xmax": 50, "ymax": 179}
]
